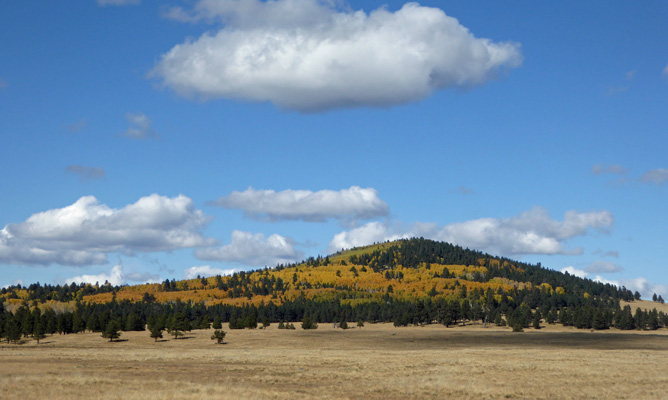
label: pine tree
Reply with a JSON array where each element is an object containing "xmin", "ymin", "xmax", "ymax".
[
  {"xmin": 212, "ymin": 315, "xmax": 223, "ymax": 329},
  {"xmin": 532, "ymin": 312, "xmax": 541, "ymax": 330},
  {"xmin": 101, "ymin": 320, "xmax": 122, "ymax": 342},
  {"xmin": 33, "ymin": 320, "xmax": 47, "ymax": 344},
  {"xmin": 5, "ymin": 315, "xmax": 22, "ymax": 344},
  {"xmin": 301, "ymin": 316, "xmax": 318, "ymax": 330},
  {"xmin": 149, "ymin": 325, "xmax": 164, "ymax": 342},
  {"xmin": 167, "ymin": 313, "xmax": 189, "ymax": 339}
]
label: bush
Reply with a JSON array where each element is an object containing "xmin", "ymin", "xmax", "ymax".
[{"xmin": 211, "ymin": 329, "xmax": 226, "ymax": 344}]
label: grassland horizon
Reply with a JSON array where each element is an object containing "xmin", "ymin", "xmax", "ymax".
[{"xmin": 2, "ymin": 321, "xmax": 667, "ymax": 399}]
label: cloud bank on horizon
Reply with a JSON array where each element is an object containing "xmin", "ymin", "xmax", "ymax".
[
  {"xmin": 0, "ymin": 194, "xmax": 213, "ymax": 266},
  {"xmin": 328, "ymin": 207, "xmax": 614, "ymax": 256},
  {"xmin": 153, "ymin": 0, "xmax": 522, "ymax": 111}
]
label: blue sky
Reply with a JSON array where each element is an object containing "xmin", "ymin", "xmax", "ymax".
[{"xmin": 1, "ymin": 0, "xmax": 667, "ymax": 298}]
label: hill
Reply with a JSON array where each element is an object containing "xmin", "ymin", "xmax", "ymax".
[{"xmin": 1, "ymin": 238, "xmax": 667, "ymax": 341}]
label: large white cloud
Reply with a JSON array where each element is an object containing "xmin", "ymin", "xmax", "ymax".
[
  {"xmin": 196, "ymin": 230, "xmax": 303, "ymax": 266},
  {"xmin": 184, "ymin": 265, "xmax": 239, "ymax": 279},
  {"xmin": 328, "ymin": 207, "xmax": 614, "ymax": 256},
  {"xmin": 214, "ymin": 186, "xmax": 389, "ymax": 222},
  {"xmin": 153, "ymin": 0, "xmax": 522, "ymax": 112},
  {"xmin": 0, "ymin": 194, "xmax": 213, "ymax": 266}
]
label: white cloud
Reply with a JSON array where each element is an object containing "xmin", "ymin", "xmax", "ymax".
[
  {"xmin": 621, "ymin": 277, "xmax": 668, "ymax": 299},
  {"xmin": 124, "ymin": 112, "xmax": 156, "ymax": 139},
  {"xmin": 584, "ymin": 260, "xmax": 623, "ymax": 274},
  {"xmin": 0, "ymin": 194, "xmax": 213, "ymax": 266},
  {"xmin": 560, "ymin": 266, "xmax": 588, "ymax": 279},
  {"xmin": 328, "ymin": 207, "xmax": 613, "ymax": 256},
  {"xmin": 153, "ymin": 0, "xmax": 522, "ymax": 112},
  {"xmin": 558, "ymin": 270, "xmax": 666, "ymax": 299},
  {"xmin": 184, "ymin": 265, "xmax": 239, "ymax": 279},
  {"xmin": 2, "ymin": 279, "xmax": 24, "ymax": 289},
  {"xmin": 66, "ymin": 165, "xmax": 106, "ymax": 180},
  {"xmin": 97, "ymin": 0, "xmax": 140, "ymax": 6},
  {"xmin": 592, "ymin": 163, "xmax": 628, "ymax": 175},
  {"xmin": 663, "ymin": 63, "xmax": 668, "ymax": 76},
  {"xmin": 196, "ymin": 230, "xmax": 303, "ymax": 266},
  {"xmin": 66, "ymin": 265, "xmax": 125, "ymax": 286},
  {"xmin": 64, "ymin": 264, "xmax": 159, "ymax": 286},
  {"xmin": 0, "ymin": 78, "xmax": 7, "ymax": 89},
  {"xmin": 640, "ymin": 168, "xmax": 668, "ymax": 185},
  {"xmin": 593, "ymin": 275, "xmax": 619, "ymax": 287},
  {"xmin": 329, "ymin": 221, "xmax": 408, "ymax": 253},
  {"xmin": 214, "ymin": 186, "xmax": 389, "ymax": 223}
]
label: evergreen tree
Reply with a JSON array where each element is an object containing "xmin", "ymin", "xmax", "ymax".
[
  {"xmin": 212, "ymin": 315, "xmax": 223, "ymax": 329},
  {"xmin": 167, "ymin": 313, "xmax": 190, "ymax": 339},
  {"xmin": 149, "ymin": 325, "xmax": 164, "ymax": 342},
  {"xmin": 72, "ymin": 312, "xmax": 84, "ymax": 333},
  {"xmin": 5, "ymin": 315, "xmax": 22, "ymax": 344},
  {"xmin": 301, "ymin": 316, "xmax": 318, "ymax": 330},
  {"xmin": 101, "ymin": 320, "xmax": 122, "ymax": 342},
  {"xmin": 532, "ymin": 312, "xmax": 541, "ymax": 329},
  {"xmin": 33, "ymin": 319, "xmax": 47, "ymax": 344}
]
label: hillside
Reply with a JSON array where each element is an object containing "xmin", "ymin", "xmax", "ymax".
[{"xmin": 1, "ymin": 238, "xmax": 667, "ymax": 340}]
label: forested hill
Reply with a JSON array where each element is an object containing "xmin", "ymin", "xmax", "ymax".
[{"xmin": 1, "ymin": 238, "xmax": 667, "ymax": 339}]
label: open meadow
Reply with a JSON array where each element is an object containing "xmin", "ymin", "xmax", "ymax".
[{"xmin": 1, "ymin": 322, "xmax": 667, "ymax": 400}]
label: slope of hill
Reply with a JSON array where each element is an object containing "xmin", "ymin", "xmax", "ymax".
[{"xmin": 1, "ymin": 238, "xmax": 666, "ymax": 341}]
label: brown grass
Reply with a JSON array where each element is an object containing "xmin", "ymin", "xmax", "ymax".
[{"xmin": 1, "ymin": 323, "xmax": 667, "ymax": 399}]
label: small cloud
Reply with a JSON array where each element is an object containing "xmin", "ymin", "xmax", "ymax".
[
  {"xmin": 592, "ymin": 164, "xmax": 628, "ymax": 175},
  {"xmin": 65, "ymin": 165, "xmax": 106, "ymax": 180},
  {"xmin": 97, "ymin": 0, "xmax": 140, "ymax": 6},
  {"xmin": 195, "ymin": 230, "xmax": 303, "ymax": 267},
  {"xmin": 66, "ymin": 265, "xmax": 125, "ymax": 286},
  {"xmin": 65, "ymin": 265, "xmax": 159, "ymax": 286},
  {"xmin": 0, "ymin": 78, "xmax": 7, "ymax": 89},
  {"xmin": 625, "ymin": 70, "xmax": 636, "ymax": 80},
  {"xmin": 67, "ymin": 119, "xmax": 87, "ymax": 133},
  {"xmin": 560, "ymin": 266, "xmax": 588, "ymax": 279},
  {"xmin": 663, "ymin": 64, "xmax": 668, "ymax": 76},
  {"xmin": 124, "ymin": 112, "xmax": 157, "ymax": 139},
  {"xmin": 584, "ymin": 260, "xmax": 623, "ymax": 274},
  {"xmin": 2, "ymin": 279, "xmax": 24, "ymax": 289},
  {"xmin": 606, "ymin": 86, "xmax": 628, "ymax": 96},
  {"xmin": 455, "ymin": 186, "xmax": 475, "ymax": 195},
  {"xmin": 184, "ymin": 265, "xmax": 238, "ymax": 279},
  {"xmin": 603, "ymin": 250, "xmax": 619, "ymax": 258},
  {"xmin": 640, "ymin": 168, "xmax": 668, "ymax": 185},
  {"xmin": 214, "ymin": 186, "xmax": 389, "ymax": 223},
  {"xmin": 593, "ymin": 275, "xmax": 619, "ymax": 287},
  {"xmin": 593, "ymin": 249, "xmax": 619, "ymax": 258}
]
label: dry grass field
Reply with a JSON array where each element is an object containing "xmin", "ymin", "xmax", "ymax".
[{"xmin": 1, "ymin": 323, "xmax": 667, "ymax": 400}]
